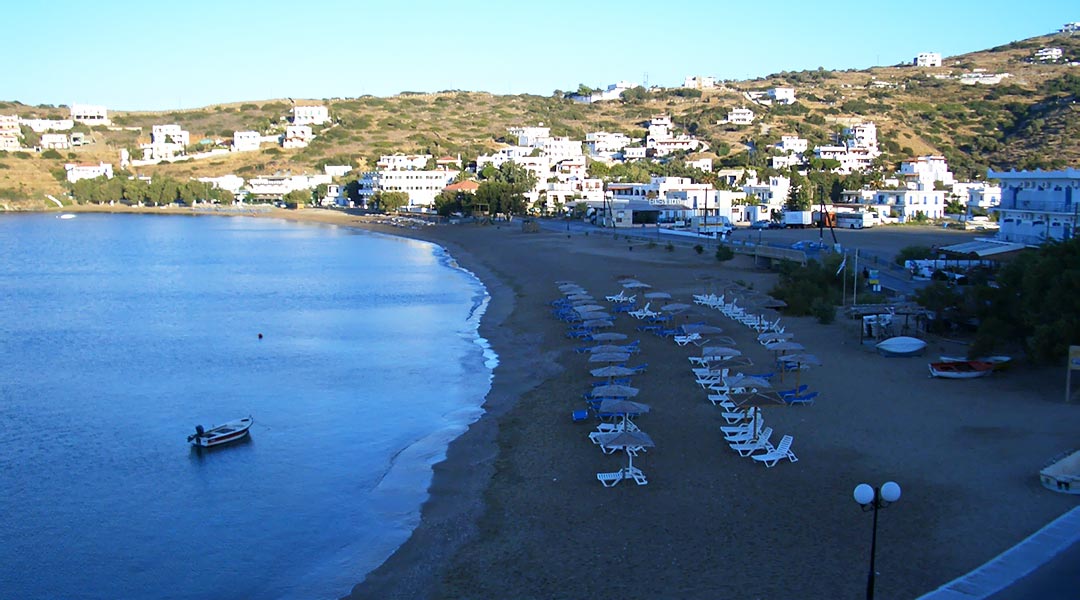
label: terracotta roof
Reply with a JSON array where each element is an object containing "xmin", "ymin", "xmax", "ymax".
[{"xmin": 444, "ymin": 180, "xmax": 480, "ymax": 192}]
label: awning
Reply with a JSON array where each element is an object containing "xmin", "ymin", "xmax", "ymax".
[{"xmin": 939, "ymin": 239, "xmax": 1027, "ymax": 257}]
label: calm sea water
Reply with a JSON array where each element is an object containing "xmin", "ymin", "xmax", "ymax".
[{"xmin": 0, "ymin": 213, "xmax": 494, "ymax": 600}]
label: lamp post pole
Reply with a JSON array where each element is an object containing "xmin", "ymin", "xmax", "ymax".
[{"xmin": 854, "ymin": 481, "xmax": 901, "ymax": 600}]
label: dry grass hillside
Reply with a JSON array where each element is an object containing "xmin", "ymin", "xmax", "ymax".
[{"xmin": 3, "ymin": 32, "xmax": 1080, "ymax": 210}]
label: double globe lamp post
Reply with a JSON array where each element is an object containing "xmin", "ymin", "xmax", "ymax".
[{"xmin": 853, "ymin": 480, "xmax": 902, "ymax": 600}]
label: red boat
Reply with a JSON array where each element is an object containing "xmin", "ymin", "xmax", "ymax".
[{"xmin": 928, "ymin": 361, "xmax": 994, "ymax": 379}]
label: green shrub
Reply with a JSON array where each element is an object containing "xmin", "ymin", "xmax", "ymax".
[
  {"xmin": 41, "ymin": 149, "xmax": 62, "ymax": 159},
  {"xmin": 665, "ymin": 242, "xmax": 674, "ymax": 252},
  {"xmin": 694, "ymin": 244, "xmax": 704, "ymax": 254},
  {"xmin": 715, "ymin": 245, "xmax": 734, "ymax": 261},
  {"xmin": 811, "ymin": 299, "xmax": 836, "ymax": 324},
  {"xmin": 12, "ymin": 151, "xmax": 30, "ymax": 159},
  {"xmin": 895, "ymin": 245, "xmax": 934, "ymax": 265}
]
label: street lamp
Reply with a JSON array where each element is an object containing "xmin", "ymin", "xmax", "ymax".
[{"xmin": 853, "ymin": 481, "xmax": 901, "ymax": 600}]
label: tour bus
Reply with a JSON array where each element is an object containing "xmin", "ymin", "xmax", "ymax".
[{"xmin": 836, "ymin": 211, "xmax": 876, "ymax": 229}]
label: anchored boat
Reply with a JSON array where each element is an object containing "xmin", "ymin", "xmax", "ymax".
[
  {"xmin": 187, "ymin": 416, "xmax": 253, "ymax": 448},
  {"xmin": 928, "ymin": 361, "xmax": 995, "ymax": 379}
]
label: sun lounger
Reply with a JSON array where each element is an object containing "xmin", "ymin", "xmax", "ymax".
[
  {"xmin": 674, "ymin": 333, "xmax": 702, "ymax": 346},
  {"xmin": 720, "ymin": 408, "xmax": 751, "ymax": 424},
  {"xmin": 721, "ymin": 420, "xmax": 761, "ymax": 436},
  {"xmin": 628, "ymin": 303, "xmax": 656, "ymax": 320},
  {"xmin": 783, "ymin": 391, "xmax": 818, "ymax": 406},
  {"xmin": 730, "ymin": 429, "xmax": 776, "ymax": 457},
  {"xmin": 572, "ymin": 409, "xmax": 590, "ymax": 422},
  {"xmin": 725, "ymin": 425, "xmax": 770, "ymax": 444},
  {"xmin": 597, "ymin": 471, "xmax": 625, "ymax": 487},
  {"xmin": 751, "ymin": 435, "xmax": 797, "ymax": 467},
  {"xmin": 626, "ymin": 466, "xmax": 648, "ymax": 485}
]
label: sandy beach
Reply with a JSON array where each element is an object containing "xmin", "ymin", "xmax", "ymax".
[{"xmin": 61, "ymin": 206, "xmax": 1079, "ymax": 598}]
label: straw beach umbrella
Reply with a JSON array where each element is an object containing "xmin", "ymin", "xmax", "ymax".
[
  {"xmin": 622, "ymin": 281, "xmax": 652, "ymax": 289},
  {"xmin": 681, "ymin": 323, "xmax": 725, "ymax": 335},
  {"xmin": 778, "ymin": 353, "xmax": 821, "ymax": 388},
  {"xmin": 590, "ymin": 332, "xmax": 628, "ymax": 342},
  {"xmin": 661, "ymin": 303, "xmax": 693, "ymax": 313},
  {"xmin": 593, "ymin": 429, "xmax": 655, "ymax": 474},
  {"xmin": 589, "ymin": 352, "xmax": 632, "ymax": 363},
  {"xmin": 591, "ymin": 385, "xmax": 640, "ymax": 399},
  {"xmin": 597, "ymin": 399, "xmax": 651, "ymax": 429},
  {"xmin": 582, "ymin": 319, "xmax": 614, "ymax": 329},
  {"xmin": 590, "ymin": 365, "xmax": 637, "ymax": 382},
  {"xmin": 587, "ymin": 344, "xmax": 631, "ymax": 354},
  {"xmin": 573, "ymin": 304, "xmax": 607, "ymax": 314},
  {"xmin": 643, "ymin": 291, "xmax": 673, "ymax": 300},
  {"xmin": 576, "ymin": 311, "xmax": 610, "ymax": 321}
]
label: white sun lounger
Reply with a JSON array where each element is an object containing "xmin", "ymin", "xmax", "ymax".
[
  {"xmin": 752, "ymin": 435, "xmax": 798, "ymax": 467},
  {"xmin": 724, "ymin": 425, "xmax": 770, "ymax": 444},
  {"xmin": 730, "ymin": 430, "xmax": 776, "ymax": 457},
  {"xmin": 597, "ymin": 471, "xmax": 625, "ymax": 487}
]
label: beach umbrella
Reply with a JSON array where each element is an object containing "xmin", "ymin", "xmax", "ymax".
[
  {"xmin": 661, "ymin": 303, "xmax": 692, "ymax": 313},
  {"xmin": 590, "ymin": 365, "xmax": 636, "ymax": 380},
  {"xmin": 561, "ymin": 287, "xmax": 587, "ymax": 295},
  {"xmin": 576, "ymin": 312, "xmax": 611, "ymax": 322},
  {"xmin": 723, "ymin": 374, "xmax": 772, "ymax": 393},
  {"xmin": 558, "ymin": 283, "xmax": 582, "ymax": 291},
  {"xmin": 778, "ymin": 353, "xmax": 821, "ymax": 388},
  {"xmin": 593, "ymin": 429, "xmax": 655, "ymax": 474},
  {"xmin": 617, "ymin": 277, "xmax": 640, "ymax": 284},
  {"xmin": 622, "ymin": 281, "xmax": 652, "ymax": 289},
  {"xmin": 582, "ymin": 319, "xmax": 614, "ymax": 329},
  {"xmin": 587, "ymin": 344, "xmax": 630, "ymax": 354},
  {"xmin": 766, "ymin": 340, "xmax": 805, "ymax": 353},
  {"xmin": 701, "ymin": 346, "xmax": 742, "ymax": 361},
  {"xmin": 566, "ymin": 294, "xmax": 593, "ymax": 301},
  {"xmin": 756, "ymin": 297, "xmax": 788, "ymax": 309},
  {"xmin": 680, "ymin": 323, "xmax": 725, "ymax": 335},
  {"xmin": 591, "ymin": 385, "xmax": 640, "ymax": 399},
  {"xmin": 643, "ymin": 291, "xmax": 673, "ymax": 300},
  {"xmin": 597, "ymin": 399, "xmax": 651, "ymax": 430},
  {"xmin": 573, "ymin": 304, "xmax": 607, "ymax": 314},
  {"xmin": 758, "ymin": 331, "xmax": 794, "ymax": 343},
  {"xmin": 589, "ymin": 332, "xmax": 628, "ymax": 342},
  {"xmin": 589, "ymin": 352, "xmax": 632, "ymax": 363}
]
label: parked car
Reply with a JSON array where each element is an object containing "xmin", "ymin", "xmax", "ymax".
[
  {"xmin": 790, "ymin": 240, "xmax": 830, "ymax": 251},
  {"xmin": 750, "ymin": 220, "xmax": 773, "ymax": 230}
]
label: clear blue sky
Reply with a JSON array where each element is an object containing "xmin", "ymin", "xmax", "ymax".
[{"xmin": 3, "ymin": 0, "xmax": 1075, "ymax": 111}]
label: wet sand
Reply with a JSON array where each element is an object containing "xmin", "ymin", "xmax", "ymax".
[{"xmin": 63, "ymin": 206, "xmax": 1080, "ymax": 598}]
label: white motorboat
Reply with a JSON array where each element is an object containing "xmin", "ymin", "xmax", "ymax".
[
  {"xmin": 875, "ymin": 336, "xmax": 927, "ymax": 357},
  {"xmin": 187, "ymin": 416, "xmax": 253, "ymax": 448}
]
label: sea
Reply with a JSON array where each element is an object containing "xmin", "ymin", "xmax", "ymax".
[{"xmin": 0, "ymin": 212, "xmax": 496, "ymax": 600}]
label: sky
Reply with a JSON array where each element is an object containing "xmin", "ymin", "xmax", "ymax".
[{"xmin": 3, "ymin": 0, "xmax": 1076, "ymax": 111}]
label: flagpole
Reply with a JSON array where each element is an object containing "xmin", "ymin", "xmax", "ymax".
[
  {"xmin": 853, "ymin": 248, "xmax": 859, "ymax": 307},
  {"xmin": 842, "ymin": 252, "xmax": 847, "ymax": 306}
]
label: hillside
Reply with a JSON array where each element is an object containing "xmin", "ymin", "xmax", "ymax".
[{"xmin": 3, "ymin": 32, "xmax": 1080, "ymax": 210}]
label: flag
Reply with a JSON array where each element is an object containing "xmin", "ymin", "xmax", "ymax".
[{"xmin": 835, "ymin": 255, "xmax": 847, "ymax": 277}]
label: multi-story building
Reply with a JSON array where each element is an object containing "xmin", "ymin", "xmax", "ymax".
[
  {"xmin": 377, "ymin": 154, "xmax": 431, "ymax": 171},
  {"xmin": 197, "ymin": 174, "xmax": 246, "ymax": 196},
  {"xmin": 769, "ymin": 87, "xmax": 796, "ymax": 105},
  {"xmin": 900, "ymin": 155, "xmax": 954, "ymax": 189},
  {"xmin": 281, "ymin": 125, "xmax": 313, "ymax": 149},
  {"xmin": 69, "ymin": 103, "xmax": 110, "ymax": 126},
  {"xmin": 541, "ymin": 136, "xmax": 583, "ymax": 162},
  {"xmin": 233, "ymin": 131, "xmax": 261, "ymax": 152},
  {"xmin": 726, "ymin": 107, "xmax": 754, "ymax": 125},
  {"xmin": 291, "ymin": 105, "xmax": 329, "ymax": 126},
  {"xmin": 41, "ymin": 133, "xmax": 70, "ymax": 150},
  {"xmin": 866, "ymin": 189, "xmax": 947, "ymax": 222},
  {"xmin": 19, "ymin": 118, "xmax": 74, "ymax": 133},
  {"xmin": 508, "ymin": 125, "xmax": 550, "ymax": 148},
  {"xmin": 914, "ymin": 52, "xmax": 942, "ymax": 67},
  {"xmin": 141, "ymin": 124, "xmax": 190, "ymax": 161},
  {"xmin": 356, "ymin": 168, "xmax": 459, "ymax": 210},
  {"xmin": 989, "ymin": 168, "xmax": 1080, "ymax": 244},
  {"xmin": 742, "ymin": 175, "xmax": 791, "ymax": 216},
  {"xmin": 0, "ymin": 114, "xmax": 19, "ymax": 135},
  {"xmin": 683, "ymin": 75, "xmax": 716, "ymax": 90},
  {"xmin": 65, "ymin": 162, "xmax": 113, "ymax": 182},
  {"xmin": 813, "ymin": 122, "xmax": 880, "ymax": 174},
  {"xmin": 1034, "ymin": 47, "xmax": 1063, "ymax": 61},
  {"xmin": 966, "ymin": 184, "xmax": 1002, "ymax": 212},
  {"xmin": 586, "ymin": 131, "xmax": 632, "ymax": 156}
]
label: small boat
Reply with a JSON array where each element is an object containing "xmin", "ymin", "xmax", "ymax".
[
  {"xmin": 58, "ymin": 213, "xmax": 76, "ymax": 220},
  {"xmin": 1040, "ymin": 449, "xmax": 1080, "ymax": 495},
  {"xmin": 875, "ymin": 336, "xmax": 927, "ymax": 357},
  {"xmin": 928, "ymin": 360, "xmax": 995, "ymax": 379},
  {"xmin": 939, "ymin": 355, "xmax": 1012, "ymax": 371},
  {"xmin": 187, "ymin": 416, "xmax": 253, "ymax": 448}
]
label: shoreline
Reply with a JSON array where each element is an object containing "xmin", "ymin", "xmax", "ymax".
[{"xmin": 33, "ymin": 206, "xmax": 1080, "ymax": 598}]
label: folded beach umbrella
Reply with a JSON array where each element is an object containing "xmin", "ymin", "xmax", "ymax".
[
  {"xmin": 590, "ymin": 365, "xmax": 637, "ymax": 379},
  {"xmin": 574, "ymin": 304, "xmax": 607, "ymax": 314},
  {"xmin": 681, "ymin": 323, "xmax": 725, "ymax": 335},
  {"xmin": 589, "ymin": 332, "xmax": 629, "ymax": 342},
  {"xmin": 591, "ymin": 385, "xmax": 640, "ymax": 398},
  {"xmin": 589, "ymin": 352, "xmax": 632, "ymax": 363},
  {"xmin": 643, "ymin": 291, "xmax": 672, "ymax": 300}
]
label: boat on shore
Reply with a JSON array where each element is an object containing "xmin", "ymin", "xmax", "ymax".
[
  {"xmin": 876, "ymin": 336, "xmax": 927, "ymax": 357},
  {"xmin": 928, "ymin": 360, "xmax": 995, "ymax": 379},
  {"xmin": 939, "ymin": 354, "xmax": 1012, "ymax": 370},
  {"xmin": 1040, "ymin": 449, "xmax": 1080, "ymax": 494},
  {"xmin": 187, "ymin": 416, "xmax": 253, "ymax": 448}
]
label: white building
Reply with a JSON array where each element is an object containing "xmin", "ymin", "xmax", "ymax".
[
  {"xmin": 687, "ymin": 158, "xmax": 712, "ymax": 172},
  {"xmin": 768, "ymin": 87, "xmax": 796, "ymax": 105},
  {"xmin": 65, "ymin": 162, "xmax": 113, "ymax": 182},
  {"xmin": 624, "ymin": 146, "xmax": 647, "ymax": 160},
  {"xmin": 607, "ymin": 176, "xmax": 725, "ymax": 223},
  {"xmin": 866, "ymin": 189, "xmax": 947, "ymax": 222},
  {"xmin": 959, "ymin": 71, "xmax": 1009, "ymax": 85},
  {"xmin": 141, "ymin": 124, "xmax": 189, "ymax": 161},
  {"xmin": 508, "ymin": 125, "xmax": 551, "ymax": 148},
  {"xmin": 0, "ymin": 114, "xmax": 19, "ymax": 136},
  {"xmin": 541, "ymin": 136, "xmax": 583, "ymax": 162},
  {"xmin": 684, "ymin": 75, "xmax": 716, "ymax": 90},
  {"xmin": 40, "ymin": 133, "xmax": 70, "ymax": 150},
  {"xmin": 777, "ymin": 136, "xmax": 808, "ymax": 155},
  {"xmin": 742, "ymin": 175, "xmax": 791, "ymax": 216},
  {"xmin": 989, "ymin": 168, "xmax": 1080, "ymax": 244},
  {"xmin": 69, "ymin": 103, "xmax": 110, "ymax": 126},
  {"xmin": 586, "ymin": 131, "xmax": 632, "ymax": 156},
  {"xmin": 726, "ymin": 107, "xmax": 754, "ymax": 125},
  {"xmin": 291, "ymin": 105, "xmax": 329, "ymax": 126},
  {"xmin": 1059, "ymin": 22, "xmax": 1080, "ymax": 33},
  {"xmin": 647, "ymin": 115, "xmax": 673, "ymax": 140},
  {"xmin": 282, "ymin": 125, "xmax": 313, "ymax": 149},
  {"xmin": 570, "ymin": 81, "xmax": 637, "ymax": 103},
  {"xmin": 232, "ymin": 131, "xmax": 260, "ymax": 152},
  {"xmin": 377, "ymin": 154, "xmax": 431, "ymax": 170},
  {"xmin": 966, "ymin": 184, "xmax": 1002, "ymax": 212},
  {"xmin": 900, "ymin": 155, "xmax": 954, "ymax": 189},
  {"xmin": 813, "ymin": 122, "xmax": 880, "ymax": 174},
  {"xmin": 19, "ymin": 118, "xmax": 74, "ymax": 133},
  {"xmin": 475, "ymin": 146, "xmax": 533, "ymax": 171},
  {"xmin": 245, "ymin": 173, "xmax": 332, "ymax": 200},
  {"xmin": 324, "ymin": 165, "xmax": 352, "ymax": 178},
  {"xmin": 357, "ymin": 168, "xmax": 459, "ymax": 210},
  {"xmin": 914, "ymin": 52, "xmax": 942, "ymax": 67},
  {"xmin": 197, "ymin": 174, "xmax": 246, "ymax": 196},
  {"xmin": 1034, "ymin": 47, "xmax": 1063, "ymax": 61}
]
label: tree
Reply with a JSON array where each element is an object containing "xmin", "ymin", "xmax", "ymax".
[
  {"xmin": 283, "ymin": 189, "xmax": 312, "ymax": 207},
  {"xmin": 371, "ymin": 190, "xmax": 409, "ymax": 212},
  {"xmin": 785, "ymin": 171, "xmax": 812, "ymax": 211}
]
